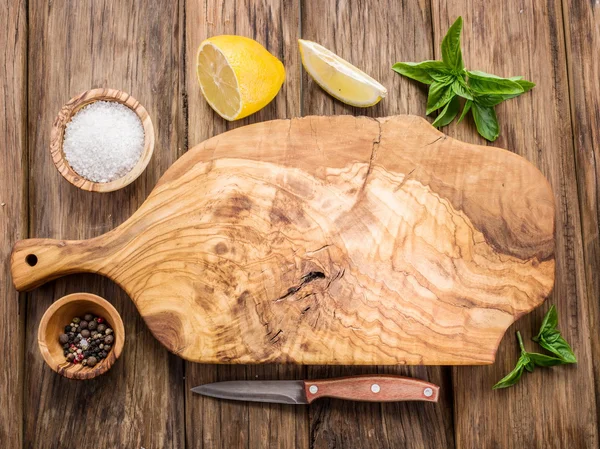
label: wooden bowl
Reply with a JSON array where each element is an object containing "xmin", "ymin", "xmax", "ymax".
[
  {"xmin": 50, "ymin": 88, "xmax": 155, "ymax": 192},
  {"xmin": 38, "ymin": 293, "xmax": 125, "ymax": 380}
]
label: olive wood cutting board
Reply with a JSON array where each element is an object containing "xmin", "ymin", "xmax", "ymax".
[{"xmin": 11, "ymin": 115, "xmax": 555, "ymax": 365}]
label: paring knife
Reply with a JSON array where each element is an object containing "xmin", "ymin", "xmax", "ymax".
[{"xmin": 191, "ymin": 375, "xmax": 439, "ymax": 404}]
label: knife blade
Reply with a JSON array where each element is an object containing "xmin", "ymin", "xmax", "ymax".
[{"xmin": 191, "ymin": 375, "xmax": 439, "ymax": 404}]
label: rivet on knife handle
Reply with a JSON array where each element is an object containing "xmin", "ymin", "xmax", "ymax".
[{"xmin": 303, "ymin": 375, "xmax": 439, "ymax": 403}]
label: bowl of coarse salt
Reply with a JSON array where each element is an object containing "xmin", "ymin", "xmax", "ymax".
[{"xmin": 50, "ymin": 88, "xmax": 155, "ymax": 192}]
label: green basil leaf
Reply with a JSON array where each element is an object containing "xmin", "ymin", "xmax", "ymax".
[
  {"xmin": 392, "ymin": 61, "xmax": 449, "ymax": 85},
  {"xmin": 429, "ymin": 71, "xmax": 456, "ymax": 84},
  {"xmin": 538, "ymin": 336, "xmax": 577, "ymax": 364},
  {"xmin": 467, "ymin": 70, "xmax": 525, "ymax": 95},
  {"xmin": 432, "ymin": 95, "xmax": 460, "ymax": 127},
  {"xmin": 427, "ymin": 81, "xmax": 454, "ymax": 114},
  {"xmin": 441, "ymin": 16, "xmax": 464, "ymax": 71},
  {"xmin": 472, "ymin": 102, "xmax": 499, "ymax": 141},
  {"xmin": 471, "ymin": 95, "xmax": 505, "ymax": 107},
  {"xmin": 451, "ymin": 77, "xmax": 473, "ymax": 100},
  {"xmin": 535, "ymin": 305, "xmax": 558, "ymax": 340},
  {"xmin": 457, "ymin": 99, "xmax": 472, "ymax": 124},
  {"xmin": 528, "ymin": 352, "xmax": 564, "ymax": 367},
  {"xmin": 492, "ymin": 359, "xmax": 526, "ymax": 389},
  {"xmin": 510, "ymin": 77, "xmax": 536, "ymax": 92}
]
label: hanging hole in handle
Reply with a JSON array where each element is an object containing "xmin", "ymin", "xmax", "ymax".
[{"xmin": 25, "ymin": 254, "xmax": 38, "ymax": 267}]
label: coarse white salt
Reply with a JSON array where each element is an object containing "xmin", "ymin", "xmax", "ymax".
[{"xmin": 63, "ymin": 100, "xmax": 145, "ymax": 183}]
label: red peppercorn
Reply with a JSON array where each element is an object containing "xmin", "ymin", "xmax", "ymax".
[
  {"xmin": 73, "ymin": 358, "xmax": 79, "ymax": 364},
  {"xmin": 97, "ymin": 317, "xmax": 105, "ymax": 324}
]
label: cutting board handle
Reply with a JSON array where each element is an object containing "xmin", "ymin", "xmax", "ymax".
[{"xmin": 11, "ymin": 237, "xmax": 112, "ymax": 291}]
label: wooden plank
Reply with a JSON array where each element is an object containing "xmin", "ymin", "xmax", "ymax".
[
  {"xmin": 183, "ymin": 1, "xmax": 306, "ymax": 448},
  {"xmin": 301, "ymin": 1, "xmax": 455, "ymax": 448},
  {"xmin": 0, "ymin": 0, "xmax": 27, "ymax": 447},
  {"xmin": 24, "ymin": 0, "xmax": 185, "ymax": 447},
  {"xmin": 561, "ymin": 0, "xmax": 600, "ymax": 432},
  {"xmin": 430, "ymin": 2, "xmax": 599, "ymax": 448}
]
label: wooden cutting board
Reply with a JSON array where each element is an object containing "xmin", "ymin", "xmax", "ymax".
[{"xmin": 11, "ymin": 115, "xmax": 555, "ymax": 365}]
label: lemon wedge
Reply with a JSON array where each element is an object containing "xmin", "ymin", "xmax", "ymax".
[
  {"xmin": 298, "ymin": 39, "xmax": 387, "ymax": 107},
  {"xmin": 197, "ymin": 36, "xmax": 285, "ymax": 121}
]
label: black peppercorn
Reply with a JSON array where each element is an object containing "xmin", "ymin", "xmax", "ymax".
[
  {"xmin": 97, "ymin": 324, "xmax": 107, "ymax": 333},
  {"xmin": 64, "ymin": 325, "xmax": 71, "ymax": 333},
  {"xmin": 88, "ymin": 320, "xmax": 97, "ymax": 331},
  {"xmin": 84, "ymin": 313, "xmax": 93, "ymax": 322},
  {"xmin": 59, "ymin": 334, "xmax": 69, "ymax": 344},
  {"xmin": 104, "ymin": 335, "xmax": 114, "ymax": 345},
  {"xmin": 80, "ymin": 329, "xmax": 90, "ymax": 338},
  {"xmin": 62, "ymin": 343, "xmax": 70, "ymax": 349},
  {"xmin": 63, "ymin": 350, "xmax": 69, "ymax": 356},
  {"xmin": 67, "ymin": 332, "xmax": 75, "ymax": 339},
  {"xmin": 79, "ymin": 320, "xmax": 88, "ymax": 329}
]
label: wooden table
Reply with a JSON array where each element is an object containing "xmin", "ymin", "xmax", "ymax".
[{"xmin": 1, "ymin": 1, "xmax": 598, "ymax": 448}]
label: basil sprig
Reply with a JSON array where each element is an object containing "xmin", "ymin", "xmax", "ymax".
[
  {"xmin": 532, "ymin": 305, "xmax": 577, "ymax": 364},
  {"xmin": 493, "ymin": 306, "xmax": 577, "ymax": 390},
  {"xmin": 392, "ymin": 16, "xmax": 535, "ymax": 142}
]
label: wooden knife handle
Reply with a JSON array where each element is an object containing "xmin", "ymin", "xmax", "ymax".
[{"xmin": 303, "ymin": 375, "xmax": 439, "ymax": 403}]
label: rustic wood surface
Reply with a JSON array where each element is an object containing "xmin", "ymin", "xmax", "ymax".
[
  {"xmin": 0, "ymin": 1, "xmax": 598, "ymax": 449},
  {"xmin": 10, "ymin": 114, "xmax": 556, "ymax": 366}
]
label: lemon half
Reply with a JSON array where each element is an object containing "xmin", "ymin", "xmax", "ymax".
[
  {"xmin": 298, "ymin": 39, "xmax": 387, "ymax": 107},
  {"xmin": 197, "ymin": 35, "xmax": 285, "ymax": 121}
]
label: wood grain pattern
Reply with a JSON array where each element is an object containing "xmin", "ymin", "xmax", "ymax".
[
  {"xmin": 2, "ymin": 1, "xmax": 600, "ymax": 448},
  {"xmin": 304, "ymin": 375, "xmax": 439, "ymax": 403},
  {"xmin": 183, "ymin": 2, "xmax": 305, "ymax": 448},
  {"xmin": 23, "ymin": 0, "xmax": 185, "ymax": 447},
  {"xmin": 300, "ymin": 3, "xmax": 456, "ymax": 448},
  {"xmin": 562, "ymin": 0, "xmax": 600, "ymax": 429},
  {"xmin": 11, "ymin": 114, "xmax": 555, "ymax": 366},
  {"xmin": 430, "ymin": 2, "xmax": 599, "ymax": 448},
  {"xmin": 37, "ymin": 293, "xmax": 125, "ymax": 380},
  {"xmin": 49, "ymin": 88, "xmax": 155, "ymax": 192},
  {"xmin": 0, "ymin": 0, "xmax": 26, "ymax": 446}
]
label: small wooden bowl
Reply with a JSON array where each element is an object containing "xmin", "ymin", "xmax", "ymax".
[
  {"xmin": 38, "ymin": 293, "xmax": 125, "ymax": 380},
  {"xmin": 50, "ymin": 88, "xmax": 155, "ymax": 192}
]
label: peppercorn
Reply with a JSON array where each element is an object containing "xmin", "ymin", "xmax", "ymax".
[
  {"xmin": 59, "ymin": 334, "xmax": 69, "ymax": 344},
  {"xmin": 79, "ymin": 320, "xmax": 88, "ymax": 329},
  {"xmin": 66, "ymin": 353, "xmax": 75, "ymax": 362},
  {"xmin": 72, "ymin": 317, "xmax": 81, "ymax": 324},
  {"xmin": 103, "ymin": 345, "xmax": 111, "ymax": 351},
  {"xmin": 100, "ymin": 351, "xmax": 107, "ymax": 358},
  {"xmin": 70, "ymin": 326, "xmax": 77, "ymax": 332},
  {"xmin": 105, "ymin": 328, "xmax": 113, "ymax": 335},
  {"xmin": 88, "ymin": 320, "xmax": 97, "ymax": 331},
  {"xmin": 97, "ymin": 324, "xmax": 107, "ymax": 333},
  {"xmin": 87, "ymin": 356, "xmax": 97, "ymax": 367},
  {"xmin": 99, "ymin": 343, "xmax": 104, "ymax": 349},
  {"xmin": 97, "ymin": 317, "xmax": 105, "ymax": 324},
  {"xmin": 80, "ymin": 329, "xmax": 90, "ymax": 338},
  {"xmin": 63, "ymin": 350, "xmax": 69, "ymax": 356},
  {"xmin": 64, "ymin": 325, "xmax": 71, "ymax": 333},
  {"xmin": 62, "ymin": 343, "xmax": 70, "ymax": 349},
  {"xmin": 84, "ymin": 313, "xmax": 93, "ymax": 321},
  {"xmin": 82, "ymin": 359, "xmax": 87, "ymax": 366},
  {"xmin": 104, "ymin": 335, "xmax": 114, "ymax": 345}
]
